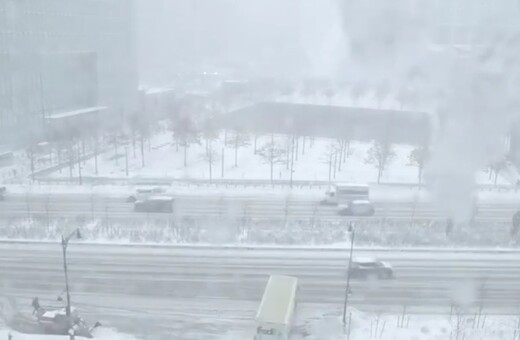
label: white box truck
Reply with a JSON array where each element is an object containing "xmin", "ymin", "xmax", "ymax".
[{"xmin": 254, "ymin": 275, "xmax": 298, "ymax": 340}]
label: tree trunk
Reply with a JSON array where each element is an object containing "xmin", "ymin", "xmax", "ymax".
[
  {"xmin": 338, "ymin": 141, "xmax": 343, "ymax": 171},
  {"xmin": 254, "ymin": 135, "xmax": 258, "ymax": 154},
  {"xmin": 333, "ymin": 148, "xmax": 338, "ymax": 178},
  {"xmin": 81, "ymin": 139, "xmax": 86, "ymax": 165},
  {"xmin": 377, "ymin": 165, "xmax": 382, "ymax": 184},
  {"xmin": 286, "ymin": 140, "xmax": 290, "ymax": 170},
  {"xmin": 290, "ymin": 137, "xmax": 295, "ymax": 187},
  {"xmin": 418, "ymin": 165, "xmax": 423, "ymax": 184},
  {"xmin": 183, "ymin": 143, "xmax": 188, "ymax": 167},
  {"xmin": 270, "ymin": 159, "xmax": 274, "ymax": 184},
  {"xmin": 295, "ymin": 136, "xmax": 299, "ymax": 161},
  {"xmin": 114, "ymin": 138, "xmax": 119, "ymax": 166},
  {"xmin": 328, "ymin": 152, "xmax": 333, "ymax": 183},
  {"xmin": 221, "ymin": 147, "xmax": 225, "ymax": 177},
  {"xmin": 494, "ymin": 170, "xmax": 499, "ymax": 186},
  {"xmin": 140, "ymin": 135, "xmax": 145, "ymax": 167},
  {"xmin": 94, "ymin": 138, "xmax": 98, "ymax": 175},
  {"xmin": 234, "ymin": 137, "xmax": 238, "ymax": 167},
  {"xmin": 58, "ymin": 147, "xmax": 62, "ymax": 174},
  {"xmin": 302, "ymin": 136, "xmax": 306, "ymax": 155},
  {"xmin": 208, "ymin": 152, "xmax": 213, "ymax": 182},
  {"xmin": 69, "ymin": 142, "xmax": 74, "ymax": 181},
  {"xmin": 132, "ymin": 131, "xmax": 137, "ymax": 158}
]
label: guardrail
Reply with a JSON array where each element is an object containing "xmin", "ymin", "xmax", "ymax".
[{"xmin": 30, "ymin": 175, "xmax": 520, "ymax": 193}]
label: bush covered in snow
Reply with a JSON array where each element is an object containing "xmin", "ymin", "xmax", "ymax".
[{"xmin": 0, "ymin": 216, "xmax": 518, "ymax": 248}]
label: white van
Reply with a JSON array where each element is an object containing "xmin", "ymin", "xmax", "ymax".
[
  {"xmin": 255, "ymin": 275, "xmax": 298, "ymax": 340},
  {"xmin": 321, "ymin": 183, "xmax": 370, "ymax": 205}
]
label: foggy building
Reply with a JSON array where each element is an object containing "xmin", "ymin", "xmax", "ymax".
[
  {"xmin": 429, "ymin": 0, "xmax": 520, "ymax": 47},
  {"xmin": 0, "ymin": 0, "xmax": 138, "ymax": 144}
]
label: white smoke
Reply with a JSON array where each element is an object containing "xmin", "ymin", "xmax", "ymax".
[{"xmin": 338, "ymin": 1, "xmax": 520, "ymax": 221}]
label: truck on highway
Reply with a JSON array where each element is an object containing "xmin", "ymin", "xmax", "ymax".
[
  {"xmin": 321, "ymin": 183, "xmax": 370, "ymax": 206},
  {"xmin": 254, "ymin": 275, "xmax": 298, "ymax": 340}
]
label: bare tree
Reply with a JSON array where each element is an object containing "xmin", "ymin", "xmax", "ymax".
[
  {"xmin": 322, "ymin": 142, "xmax": 339, "ymax": 183},
  {"xmin": 257, "ymin": 136, "xmax": 286, "ymax": 183},
  {"xmin": 408, "ymin": 146, "xmax": 429, "ymax": 184},
  {"xmin": 489, "ymin": 157, "xmax": 508, "ymax": 186},
  {"xmin": 350, "ymin": 83, "xmax": 366, "ymax": 105},
  {"xmin": 365, "ymin": 141, "xmax": 395, "ymax": 183},
  {"xmin": 375, "ymin": 80, "xmax": 391, "ymax": 109},
  {"xmin": 227, "ymin": 130, "xmax": 250, "ymax": 167},
  {"xmin": 201, "ymin": 139, "xmax": 217, "ymax": 182}
]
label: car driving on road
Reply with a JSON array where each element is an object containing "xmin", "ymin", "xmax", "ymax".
[
  {"xmin": 348, "ymin": 258, "xmax": 393, "ymax": 280},
  {"xmin": 338, "ymin": 200, "xmax": 375, "ymax": 216},
  {"xmin": 134, "ymin": 196, "xmax": 174, "ymax": 213}
]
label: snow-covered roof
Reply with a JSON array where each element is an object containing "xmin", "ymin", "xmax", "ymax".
[{"xmin": 46, "ymin": 106, "xmax": 107, "ymax": 120}]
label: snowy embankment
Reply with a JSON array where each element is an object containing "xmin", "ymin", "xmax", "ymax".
[
  {"xmin": 222, "ymin": 305, "xmax": 520, "ymax": 340},
  {"xmin": 0, "ymin": 329, "xmax": 138, "ymax": 340},
  {"xmin": 286, "ymin": 308, "xmax": 520, "ymax": 340},
  {"xmin": 0, "ymin": 217, "xmax": 518, "ymax": 248}
]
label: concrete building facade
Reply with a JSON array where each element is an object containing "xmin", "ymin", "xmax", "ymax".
[{"xmin": 0, "ymin": 0, "xmax": 138, "ymax": 144}]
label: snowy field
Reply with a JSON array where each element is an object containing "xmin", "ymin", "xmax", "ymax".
[
  {"xmin": 1, "ymin": 217, "xmax": 518, "ymax": 248},
  {"xmin": 2, "ymin": 306, "xmax": 519, "ymax": 340},
  {"xmin": 39, "ymin": 131, "xmax": 513, "ymax": 186},
  {"xmin": 0, "ymin": 329, "xmax": 138, "ymax": 340}
]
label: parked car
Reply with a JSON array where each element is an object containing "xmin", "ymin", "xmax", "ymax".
[
  {"xmin": 126, "ymin": 187, "xmax": 166, "ymax": 202},
  {"xmin": 338, "ymin": 200, "xmax": 375, "ymax": 216},
  {"xmin": 348, "ymin": 258, "xmax": 393, "ymax": 280}
]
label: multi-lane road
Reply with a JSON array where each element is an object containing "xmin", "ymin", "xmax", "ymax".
[
  {"xmin": 1, "ymin": 242, "xmax": 519, "ymax": 314},
  {"xmin": 0, "ymin": 192, "xmax": 518, "ymax": 222}
]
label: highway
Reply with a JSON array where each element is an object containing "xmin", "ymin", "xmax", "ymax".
[
  {"xmin": 0, "ymin": 192, "xmax": 518, "ymax": 222},
  {"xmin": 1, "ymin": 242, "xmax": 519, "ymax": 314}
]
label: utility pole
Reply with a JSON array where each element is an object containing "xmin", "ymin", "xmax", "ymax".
[
  {"xmin": 343, "ymin": 223, "xmax": 355, "ymax": 325},
  {"xmin": 61, "ymin": 229, "xmax": 82, "ymax": 340}
]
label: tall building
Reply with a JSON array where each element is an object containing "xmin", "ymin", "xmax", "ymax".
[{"xmin": 0, "ymin": 0, "xmax": 138, "ymax": 144}]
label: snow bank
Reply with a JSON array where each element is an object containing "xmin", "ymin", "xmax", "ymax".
[
  {"xmin": 292, "ymin": 312, "xmax": 519, "ymax": 340},
  {"xmin": 0, "ymin": 329, "xmax": 140, "ymax": 340},
  {"xmin": 1, "ymin": 216, "xmax": 518, "ymax": 248}
]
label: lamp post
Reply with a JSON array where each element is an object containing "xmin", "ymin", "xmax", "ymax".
[
  {"xmin": 61, "ymin": 228, "xmax": 81, "ymax": 339},
  {"xmin": 342, "ymin": 223, "xmax": 355, "ymax": 325}
]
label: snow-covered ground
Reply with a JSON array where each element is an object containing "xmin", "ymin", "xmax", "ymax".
[
  {"xmin": 2, "ymin": 307, "xmax": 518, "ymax": 340},
  {"xmin": 287, "ymin": 308, "xmax": 520, "ymax": 340},
  {"xmin": 0, "ymin": 329, "xmax": 139, "ymax": 340},
  {"xmin": 41, "ymin": 131, "xmax": 512, "ymax": 186}
]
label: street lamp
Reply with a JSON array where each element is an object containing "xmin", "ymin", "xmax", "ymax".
[
  {"xmin": 61, "ymin": 228, "xmax": 82, "ymax": 339},
  {"xmin": 342, "ymin": 223, "xmax": 355, "ymax": 325}
]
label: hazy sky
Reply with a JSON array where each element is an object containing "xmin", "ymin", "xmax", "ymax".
[{"xmin": 136, "ymin": 0, "xmax": 346, "ymax": 83}]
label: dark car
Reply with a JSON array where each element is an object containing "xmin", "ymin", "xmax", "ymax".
[
  {"xmin": 338, "ymin": 200, "xmax": 375, "ymax": 216},
  {"xmin": 348, "ymin": 258, "xmax": 393, "ymax": 280},
  {"xmin": 134, "ymin": 196, "xmax": 174, "ymax": 213}
]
